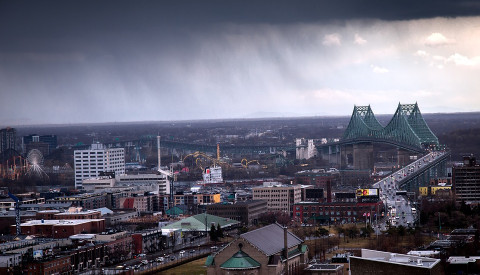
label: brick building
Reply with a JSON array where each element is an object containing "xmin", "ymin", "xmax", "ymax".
[
  {"xmin": 293, "ymin": 201, "xmax": 384, "ymax": 224},
  {"xmin": 13, "ymin": 219, "xmax": 105, "ymax": 238},
  {"xmin": 206, "ymin": 200, "xmax": 267, "ymax": 226},
  {"xmin": 25, "ymin": 255, "xmax": 71, "ymax": 275}
]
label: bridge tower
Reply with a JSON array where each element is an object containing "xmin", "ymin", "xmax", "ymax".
[{"xmin": 318, "ymin": 103, "xmax": 439, "ymax": 170}]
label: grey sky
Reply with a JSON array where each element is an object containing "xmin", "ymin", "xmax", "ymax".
[{"xmin": 1, "ymin": 1, "xmax": 480, "ymax": 125}]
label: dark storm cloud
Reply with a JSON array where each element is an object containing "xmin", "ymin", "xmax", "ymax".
[{"xmin": 1, "ymin": 0, "xmax": 480, "ymax": 125}]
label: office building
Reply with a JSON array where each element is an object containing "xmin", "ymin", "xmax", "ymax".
[
  {"xmin": 206, "ymin": 200, "xmax": 267, "ymax": 226},
  {"xmin": 453, "ymin": 155, "xmax": 480, "ymax": 203},
  {"xmin": 74, "ymin": 143, "xmax": 125, "ymax": 189},
  {"xmin": 0, "ymin": 127, "xmax": 16, "ymax": 154},
  {"xmin": 252, "ymin": 184, "xmax": 302, "ymax": 215}
]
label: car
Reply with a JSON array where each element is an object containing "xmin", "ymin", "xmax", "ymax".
[
  {"xmin": 156, "ymin": 257, "xmax": 164, "ymax": 262},
  {"xmin": 138, "ymin": 253, "xmax": 146, "ymax": 258},
  {"xmin": 211, "ymin": 246, "xmax": 218, "ymax": 250},
  {"xmin": 170, "ymin": 256, "xmax": 176, "ymax": 261},
  {"xmin": 141, "ymin": 260, "xmax": 148, "ymax": 265},
  {"xmin": 190, "ymin": 250, "xmax": 195, "ymax": 254}
]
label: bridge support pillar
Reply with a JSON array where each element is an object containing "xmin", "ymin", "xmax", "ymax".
[
  {"xmin": 353, "ymin": 143, "xmax": 373, "ymax": 170},
  {"xmin": 397, "ymin": 148, "xmax": 410, "ymax": 167},
  {"xmin": 341, "ymin": 145, "xmax": 353, "ymax": 169}
]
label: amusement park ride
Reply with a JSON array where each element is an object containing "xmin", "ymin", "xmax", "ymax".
[{"xmin": 0, "ymin": 149, "xmax": 49, "ymax": 180}]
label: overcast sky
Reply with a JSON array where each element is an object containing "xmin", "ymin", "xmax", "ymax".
[{"xmin": 1, "ymin": 1, "xmax": 480, "ymax": 125}]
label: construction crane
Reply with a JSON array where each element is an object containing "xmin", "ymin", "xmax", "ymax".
[{"xmin": 8, "ymin": 192, "xmax": 21, "ymax": 237}]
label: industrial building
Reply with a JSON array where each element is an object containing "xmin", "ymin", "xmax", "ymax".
[{"xmin": 74, "ymin": 143, "xmax": 125, "ymax": 189}]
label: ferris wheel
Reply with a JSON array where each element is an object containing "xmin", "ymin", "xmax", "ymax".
[
  {"xmin": 27, "ymin": 149, "xmax": 44, "ymax": 166},
  {"xmin": 26, "ymin": 149, "xmax": 48, "ymax": 180}
]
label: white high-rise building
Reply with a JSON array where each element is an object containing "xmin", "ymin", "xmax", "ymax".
[{"xmin": 74, "ymin": 143, "xmax": 125, "ymax": 189}]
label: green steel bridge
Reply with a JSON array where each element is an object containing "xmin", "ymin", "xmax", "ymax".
[
  {"xmin": 343, "ymin": 102, "xmax": 439, "ymax": 150},
  {"xmin": 319, "ymin": 103, "xmax": 439, "ymax": 155}
]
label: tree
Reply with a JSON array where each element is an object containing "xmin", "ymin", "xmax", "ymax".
[
  {"xmin": 216, "ymin": 223, "xmax": 224, "ymax": 238},
  {"xmin": 210, "ymin": 224, "xmax": 218, "ymax": 242},
  {"xmin": 316, "ymin": 227, "xmax": 329, "ymax": 237}
]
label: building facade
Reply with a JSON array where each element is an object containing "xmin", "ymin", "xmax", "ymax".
[
  {"xmin": 252, "ymin": 184, "xmax": 301, "ymax": 215},
  {"xmin": 0, "ymin": 127, "xmax": 16, "ymax": 154},
  {"xmin": 13, "ymin": 219, "xmax": 106, "ymax": 238},
  {"xmin": 74, "ymin": 143, "xmax": 125, "ymax": 189},
  {"xmin": 206, "ymin": 200, "xmax": 267, "ymax": 226},
  {"xmin": 453, "ymin": 155, "xmax": 480, "ymax": 203},
  {"xmin": 22, "ymin": 134, "xmax": 57, "ymax": 155},
  {"xmin": 293, "ymin": 201, "xmax": 384, "ymax": 224}
]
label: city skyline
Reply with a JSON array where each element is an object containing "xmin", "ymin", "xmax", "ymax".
[{"xmin": 1, "ymin": 1, "xmax": 480, "ymax": 125}]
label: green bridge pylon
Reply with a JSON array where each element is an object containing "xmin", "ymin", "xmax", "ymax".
[{"xmin": 343, "ymin": 103, "xmax": 439, "ymax": 150}]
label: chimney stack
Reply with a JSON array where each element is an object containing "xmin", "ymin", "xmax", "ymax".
[{"xmin": 157, "ymin": 136, "xmax": 161, "ymax": 170}]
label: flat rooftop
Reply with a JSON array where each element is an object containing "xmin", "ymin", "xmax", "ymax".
[
  {"xmin": 352, "ymin": 249, "xmax": 440, "ymax": 269},
  {"xmin": 20, "ymin": 219, "xmax": 104, "ymax": 226}
]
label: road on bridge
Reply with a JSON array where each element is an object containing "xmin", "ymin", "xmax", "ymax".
[{"xmin": 372, "ymin": 151, "xmax": 448, "ymax": 232}]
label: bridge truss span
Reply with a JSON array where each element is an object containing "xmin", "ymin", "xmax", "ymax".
[{"xmin": 343, "ymin": 102, "xmax": 439, "ymax": 150}]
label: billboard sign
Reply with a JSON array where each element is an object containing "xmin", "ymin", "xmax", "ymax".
[
  {"xmin": 356, "ymin": 188, "xmax": 379, "ymax": 197},
  {"xmin": 33, "ymin": 250, "xmax": 43, "ymax": 259}
]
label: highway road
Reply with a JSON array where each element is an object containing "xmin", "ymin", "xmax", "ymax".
[{"xmin": 372, "ymin": 151, "xmax": 447, "ymax": 230}]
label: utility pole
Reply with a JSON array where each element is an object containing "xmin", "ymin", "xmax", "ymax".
[{"xmin": 438, "ymin": 212, "xmax": 441, "ymax": 232}]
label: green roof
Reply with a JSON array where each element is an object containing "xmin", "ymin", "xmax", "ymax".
[
  {"xmin": 161, "ymin": 213, "xmax": 240, "ymax": 232},
  {"xmin": 220, "ymin": 250, "xmax": 261, "ymax": 270},
  {"xmin": 205, "ymin": 255, "xmax": 215, "ymax": 267},
  {"xmin": 165, "ymin": 206, "xmax": 185, "ymax": 215}
]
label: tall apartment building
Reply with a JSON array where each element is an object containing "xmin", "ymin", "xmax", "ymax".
[
  {"xmin": 0, "ymin": 127, "xmax": 16, "ymax": 154},
  {"xmin": 453, "ymin": 155, "xmax": 480, "ymax": 203},
  {"xmin": 22, "ymin": 134, "xmax": 57, "ymax": 155},
  {"xmin": 74, "ymin": 143, "xmax": 125, "ymax": 189},
  {"xmin": 252, "ymin": 184, "xmax": 301, "ymax": 215}
]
